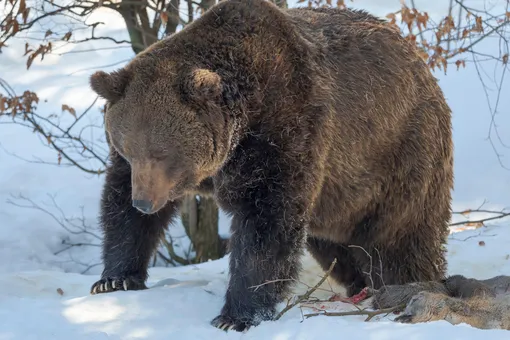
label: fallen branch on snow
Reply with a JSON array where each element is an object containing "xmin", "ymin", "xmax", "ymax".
[
  {"xmin": 304, "ymin": 303, "xmax": 406, "ymax": 321},
  {"xmin": 272, "ymin": 250, "xmax": 402, "ymax": 323},
  {"xmin": 273, "ymin": 258, "xmax": 338, "ymax": 321}
]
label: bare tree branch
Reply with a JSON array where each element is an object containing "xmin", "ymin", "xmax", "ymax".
[
  {"xmin": 304, "ymin": 304, "xmax": 405, "ymax": 321},
  {"xmin": 273, "ymin": 258, "xmax": 337, "ymax": 321}
]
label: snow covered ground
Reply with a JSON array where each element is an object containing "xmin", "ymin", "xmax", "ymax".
[
  {"xmin": 1, "ymin": 224, "xmax": 510, "ymax": 340},
  {"xmin": 1, "ymin": 0, "xmax": 510, "ymax": 339}
]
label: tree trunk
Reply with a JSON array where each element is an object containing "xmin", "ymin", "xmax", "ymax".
[
  {"xmin": 165, "ymin": 0, "xmax": 180, "ymax": 36},
  {"xmin": 274, "ymin": 0, "xmax": 288, "ymax": 8},
  {"xmin": 181, "ymin": 194, "xmax": 224, "ymax": 262}
]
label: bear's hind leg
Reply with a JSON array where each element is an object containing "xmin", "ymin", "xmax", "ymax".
[
  {"xmin": 90, "ymin": 150, "xmax": 179, "ymax": 295},
  {"xmin": 352, "ymin": 236, "xmax": 447, "ymax": 291},
  {"xmin": 306, "ymin": 237, "xmax": 366, "ymax": 296}
]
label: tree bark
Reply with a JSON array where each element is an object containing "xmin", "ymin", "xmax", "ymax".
[
  {"xmin": 201, "ymin": 0, "xmax": 216, "ymax": 11},
  {"xmin": 181, "ymin": 195, "xmax": 223, "ymax": 262},
  {"xmin": 165, "ymin": 0, "xmax": 180, "ymax": 36},
  {"xmin": 274, "ymin": 0, "xmax": 288, "ymax": 8},
  {"xmin": 118, "ymin": 1, "xmax": 146, "ymax": 54}
]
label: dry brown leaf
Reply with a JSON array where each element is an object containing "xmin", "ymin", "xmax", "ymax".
[
  {"xmin": 417, "ymin": 12, "xmax": 428, "ymax": 29},
  {"xmin": 26, "ymin": 54, "xmax": 35, "ymax": 70},
  {"xmin": 478, "ymin": 241, "xmax": 485, "ymax": 246},
  {"xmin": 23, "ymin": 42, "xmax": 33, "ymax": 56},
  {"xmin": 22, "ymin": 7, "xmax": 30, "ymax": 24},
  {"xmin": 474, "ymin": 16, "xmax": 483, "ymax": 32},
  {"xmin": 62, "ymin": 104, "xmax": 76, "ymax": 117},
  {"xmin": 12, "ymin": 20, "xmax": 19, "ymax": 34},
  {"xmin": 0, "ymin": 97, "xmax": 7, "ymax": 114},
  {"xmin": 385, "ymin": 12, "xmax": 397, "ymax": 26},
  {"xmin": 455, "ymin": 59, "xmax": 466, "ymax": 70},
  {"xmin": 18, "ymin": 0, "xmax": 26, "ymax": 15},
  {"xmin": 62, "ymin": 32, "xmax": 72, "ymax": 41},
  {"xmin": 160, "ymin": 12, "xmax": 168, "ymax": 24}
]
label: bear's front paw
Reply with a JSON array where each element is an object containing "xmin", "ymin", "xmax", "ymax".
[
  {"xmin": 211, "ymin": 314, "xmax": 253, "ymax": 332},
  {"xmin": 211, "ymin": 306, "xmax": 275, "ymax": 332},
  {"xmin": 90, "ymin": 276, "xmax": 147, "ymax": 295}
]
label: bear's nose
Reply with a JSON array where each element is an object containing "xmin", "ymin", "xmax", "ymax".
[{"xmin": 132, "ymin": 199, "xmax": 154, "ymax": 214}]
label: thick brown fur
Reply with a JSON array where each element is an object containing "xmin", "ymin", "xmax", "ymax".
[
  {"xmin": 88, "ymin": 0, "xmax": 453, "ymax": 331},
  {"xmin": 376, "ymin": 274, "xmax": 510, "ymax": 330}
]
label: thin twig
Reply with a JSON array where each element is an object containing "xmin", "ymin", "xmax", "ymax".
[
  {"xmin": 273, "ymin": 258, "xmax": 337, "ymax": 321},
  {"xmin": 410, "ymin": 0, "xmax": 425, "ymax": 43},
  {"xmin": 449, "ymin": 212, "xmax": 510, "ymax": 226},
  {"xmin": 449, "ymin": 232, "xmax": 496, "ymax": 242},
  {"xmin": 304, "ymin": 304, "xmax": 406, "ymax": 322},
  {"xmin": 348, "ymin": 245, "xmax": 374, "ymax": 289},
  {"xmin": 7, "ymin": 193, "xmax": 101, "ymax": 240},
  {"xmin": 161, "ymin": 236, "xmax": 193, "ymax": 265}
]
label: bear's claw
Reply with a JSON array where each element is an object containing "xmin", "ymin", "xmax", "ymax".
[
  {"xmin": 90, "ymin": 276, "xmax": 147, "ymax": 295},
  {"xmin": 211, "ymin": 315, "xmax": 251, "ymax": 333}
]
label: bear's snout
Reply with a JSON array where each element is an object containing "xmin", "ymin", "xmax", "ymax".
[
  {"xmin": 131, "ymin": 160, "xmax": 173, "ymax": 214},
  {"xmin": 132, "ymin": 199, "xmax": 154, "ymax": 214}
]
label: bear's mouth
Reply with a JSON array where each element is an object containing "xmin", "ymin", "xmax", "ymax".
[
  {"xmin": 131, "ymin": 188, "xmax": 182, "ymax": 215},
  {"xmin": 131, "ymin": 197, "xmax": 167, "ymax": 214},
  {"xmin": 132, "ymin": 180, "xmax": 198, "ymax": 215},
  {"xmin": 130, "ymin": 159, "xmax": 202, "ymax": 214}
]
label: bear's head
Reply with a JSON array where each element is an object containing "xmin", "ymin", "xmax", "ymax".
[{"xmin": 89, "ymin": 59, "xmax": 241, "ymax": 214}]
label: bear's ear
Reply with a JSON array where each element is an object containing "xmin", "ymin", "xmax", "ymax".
[
  {"xmin": 89, "ymin": 68, "xmax": 131, "ymax": 102},
  {"xmin": 183, "ymin": 68, "xmax": 222, "ymax": 104}
]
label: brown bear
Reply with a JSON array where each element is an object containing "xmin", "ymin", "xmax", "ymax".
[{"xmin": 88, "ymin": 0, "xmax": 453, "ymax": 332}]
